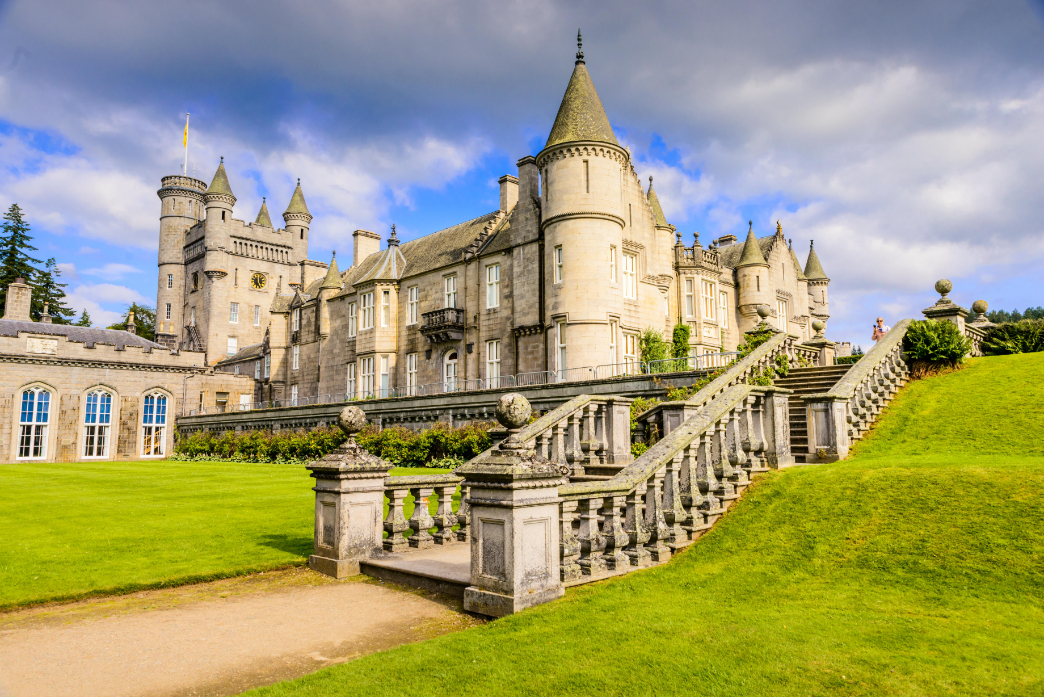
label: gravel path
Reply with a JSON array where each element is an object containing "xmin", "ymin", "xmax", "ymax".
[{"xmin": 0, "ymin": 568, "xmax": 480, "ymax": 697}]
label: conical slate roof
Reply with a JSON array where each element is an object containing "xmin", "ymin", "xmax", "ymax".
[
  {"xmin": 254, "ymin": 198, "xmax": 273, "ymax": 227},
  {"xmin": 736, "ymin": 223, "xmax": 768, "ymax": 267},
  {"xmin": 320, "ymin": 252, "xmax": 342, "ymax": 290},
  {"xmin": 545, "ymin": 61, "xmax": 618, "ymax": 149},
  {"xmin": 804, "ymin": 241, "xmax": 829, "ymax": 281},
  {"xmin": 206, "ymin": 158, "xmax": 234, "ymax": 197},
  {"xmin": 788, "ymin": 241, "xmax": 807, "ymax": 281},
  {"xmin": 647, "ymin": 177, "xmax": 670, "ymax": 228},
  {"xmin": 284, "ymin": 180, "xmax": 311, "ymax": 216}
]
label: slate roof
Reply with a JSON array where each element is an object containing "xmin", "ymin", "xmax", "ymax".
[
  {"xmin": 804, "ymin": 242, "xmax": 829, "ymax": 281},
  {"xmin": 789, "ymin": 243, "xmax": 808, "ymax": 281},
  {"xmin": 545, "ymin": 62, "xmax": 618, "ymax": 149},
  {"xmin": 216, "ymin": 342, "xmax": 264, "ymax": 365},
  {"xmin": 255, "ymin": 199, "xmax": 273, "ymax": 227},
  {"xmin": 735, "ymin": 226, "xmax": 769, "ymax": 268},
  {"xmin": 717, "ymin": 235, "xmax": 776, "ymax": 270},
  {"xmin": 206, "ymin": 159, "xmax": 234, "ymax": 197},
  {"xmin": 0, "ymin": 320, "xmax": 169, "ymax": 351},
  {"xmin": 284, "ymin": 181, "xmax": 310, "ymax": 216},
  {"xmin": 320, "ymin": 253, "xmax": 342, "ymax": 290},
  {"xmin": 647, "ymin": 178, "xmax": 670, "ymax": 228}
]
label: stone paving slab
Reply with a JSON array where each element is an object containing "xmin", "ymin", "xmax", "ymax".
[{"xmin": 361, "ymin": 545, "xmax": 472, "ymax": 598}]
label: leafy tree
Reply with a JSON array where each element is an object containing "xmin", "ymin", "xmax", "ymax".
[
  {"xmin": 107, "ymin": 303, "xmax": 156, "ymax": 341},
  {"xmin": 638, "ymin": 328, "xmax": 670, "ymax": 363},
  {"xmin": 74, "ymin": 310, "xmax": 92, "ymax": 327},
  {"xmin": 31, "ymin": 258, "xmax": 75, "ymax": 324},
  {"xmin": 671, "ymin": 323, "xmax": 691, "ymax": 359},
  {"xmin": 986, "ymin": 306, "xmax": 1044, "ymax": 323},
  {"xmin": 0, "ymin": 204, "xmax": 41, "ymax": 312}
]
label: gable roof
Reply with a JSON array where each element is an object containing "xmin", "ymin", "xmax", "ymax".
[
  {"xmin": 545, "ymin": 62, "xmax": 618, "ymax": 149},
  {"xmin": 215, "ymin": 342, "xmax": 264, "ymax": 365}
]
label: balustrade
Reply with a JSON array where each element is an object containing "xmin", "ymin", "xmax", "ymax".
[{"xmin": 381, "ymin": 474, "xmax": 464, "ymax": 551}]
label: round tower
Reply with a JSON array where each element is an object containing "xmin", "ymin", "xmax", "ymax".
[
  {"xmin": 203, "ymin": 157, "xmax": 236, "ymax": 228},
  {"xmin": 804, "ymin": 240, "xmax": 830, "ymax": 329},
  {"xmin": 536, "ymin": 31, "xmax": 627, "ymax": 373},
  {"xmin": 735, "ymin": 221, "xmax": 772, "ymax": 334},
  {"xmin": 155, "ymin": 173, "xmax": 206, "ymax": 348}
]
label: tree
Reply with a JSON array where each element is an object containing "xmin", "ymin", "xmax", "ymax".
[
  {"xmin": 0, "ymin": 204, "xmax": 41, "ymax": 312},
  {"xmin": 638, "ymin": 328, "xmax": 670, "ymax": 364},
  {"xmin": 75, "ymin": 310, "xmax": 92, "ymax": 327},
  {"xmin": 107, "ymin": 303, "xmax": 156, "ymax": 341},
  {"xmin": 987, "ymin": 306, "xmax": 1044, "ymax": 323},
  {"xmin": 671, "ymin": 323, "xmax": 691, "ymax": 359},
  {"xmin": 32, "ymin": 258, "xmax": 75, "ymax": 324}
]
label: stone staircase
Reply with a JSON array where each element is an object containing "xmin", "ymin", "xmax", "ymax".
[{"xmin": 773, "ymin": 364, "xmax": 853, "ymax": 464}]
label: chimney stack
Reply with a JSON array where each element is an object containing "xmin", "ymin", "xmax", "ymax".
[
  {"xmin": 498, "ymin": 175, "xmax": 519, "ymax": 213},
  {"xmin": 352, "ymin": 229, "xmax": 381, "ymax": 266},
  {"xmin": 40, "ymin": 302, "xmax": 52, "ymax": 324},
  {"xmin": 126, "ymin": 310, "xmax": 137, "ymax": 335},
  {"xmin": 2, "ymin": 278, "xmax": 32, "ymax": 321}
]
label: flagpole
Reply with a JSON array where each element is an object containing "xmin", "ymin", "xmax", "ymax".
[{"xmin": 183, "ymin": 113, "xmax": 190, "ymax": 176}]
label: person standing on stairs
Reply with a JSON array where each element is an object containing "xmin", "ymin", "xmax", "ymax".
[{"xmin": 872, "ymin": 317, "xmax": 891, "ymax": 343}]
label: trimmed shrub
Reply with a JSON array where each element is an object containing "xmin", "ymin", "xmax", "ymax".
[
  {"xmin": 639, "ymin": 328, "xmax": 670, "ymax": 363},
  {"xmin": 903, "ymin": 319, "xmax": 972, "ymax": 377},
  {"xmin": 671, "ymin": 323, "xmax": 691, "ymax": 359},
  {"xmin": 981, "ymin": 319, "xmax": 1044, "ymax": 355}
]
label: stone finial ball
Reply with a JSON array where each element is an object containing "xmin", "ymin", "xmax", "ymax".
[
  {"xmin": 812, "ymin": 320, "xmax": 825, "ymax": 332},
  {"xmin": 756, "ymin": 305, "xmax": 771, "ymax": 319},
  {"xmin": 337, "ymin": 405, "xmax": 367, "ymax": 435},
  {"xmin": 972, "ymin": 299, "xmax": 988, "ymax": 314},
  {"xmin": 935, "ymin": 279, "xmax": 953, "ymax": 296},
  {"xmin": 495, "ymin": 393, "xmax": 532, "ymax": 430}
]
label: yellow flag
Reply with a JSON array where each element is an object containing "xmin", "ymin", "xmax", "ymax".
[{"xmin": 183, "ymin": 114, "xmax": 189, "ymax": 147}]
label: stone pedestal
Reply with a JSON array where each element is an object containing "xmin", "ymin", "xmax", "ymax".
[
  {"xmin": 803, "ymin": 395, "xmax": 850, "ymax": 463},
  {"xmin": 757, "ymin": 387, "xmax": 795, "ymax": 469},
  {"xmin": 801, "ymin": 338, "xmax": 836, "ymax": 366},
  {"xmin": 921, "ymin": 279, "xmax": 968, "ymax": 332},
  {"xmin": 305, "ymin": 406, "xmax": 393, "ymax": 578},
  {"xmin": 459, "ymin": 394, "xmax": 569, "ymax": 617}
]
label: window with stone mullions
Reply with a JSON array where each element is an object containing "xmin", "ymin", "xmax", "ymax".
[
  {"xmin": 361, "ymin": 293, "xmax": 374, "ymax": 329},
  {"xmin": 486, "ymin": 340, "xmax": 501, "ymax": 388},
  {"xmin": 554, "ymin": 246, "xmax": 563, "ymax": 283},
  {"xmin": 444, "ymin": 276, "xmax": 457, "ymax": 309},
  {"xmin": 407, "ymin": 287, "xmax": 418, "ymax": 325},
  {"xmin": 141, "ymin": 393, "xmax": 167, "ymax": 457},
  {"xmin": 702, "ymin": 280, "xmax": 715, "ymax": 321},
  {"xmin": 229, "ymin": 302, "xmax": 239, "ymax": 324},
  {"xmin": 381, "ymin": 290, "xmax": 391, "ymax": 327},
  {"xmin": 83, "ymin": 390, "xmax": 112, "ymax": 458},
  {"xmin": 348, "ymin": 302, "xmax": 357, "ymax": 337},
  {"xmin": 623, "ymin": 253, "xmax": 637, "ymax": 299},
  {"xmin": 486, "ymin": 264, "xmax": 500, "ymax": 308}
]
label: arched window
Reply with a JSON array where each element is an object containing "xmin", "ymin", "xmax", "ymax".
[
  {"xmin": 83, "ymin": 389, "xmax": 113, "ymax": 458},
  {"xmin": 444, "ymin": 351, "xmax": 458, "ymax": 392},
  {"xmin": 142, "ymin": 392, "xmax": 168, "ymax": 456},
  {"xmin": 18, "ymin": 387, "xmax": 51, "ymax": 459}
]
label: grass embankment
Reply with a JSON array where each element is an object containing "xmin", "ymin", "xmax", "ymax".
[
  {"xmin": 0, "ymin": 463, "xmax": 448, "ymax": 609},
  {"xmin": 244, "ymin": 353, "xmax": 1044, "ymax": 697}
]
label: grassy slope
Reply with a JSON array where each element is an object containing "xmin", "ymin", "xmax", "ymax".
[
  {"xmin": 0, "ymin": 464, "xmax": 447, "ymax": 609},
  {"xmin": 245, "ymin": 353, "xmax": 1044, "ymax": 697}
]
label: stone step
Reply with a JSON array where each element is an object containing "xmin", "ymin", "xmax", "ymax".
[{"xmin": 359, "ymin": 544, "xmax": 471, "ymax": 599}]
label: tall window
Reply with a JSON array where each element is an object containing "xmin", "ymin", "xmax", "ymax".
[
  {"xmin": 227, "ymin": 337, "xmax": 237, "ymax": 356},
  {"xmin": 348, "ymin": 302, "xmax": 357, "ymax": 337},
  {"xmin": 254, "ymin": 305, "xmax": 261, "ymax": 327},
  {"xmin": 664, "ymin": 294, "xmax": 669, "ymax": 318},
  {"xmin": 623, "ymin": 333, "xmax": 638, "ymax": 369},
  {"xmin": 554, "ymin": 245, "xmax": 563, "ymax": 283},
  {"xmin": 685, "ymin": 278, "xmax": 695, "ymax": 317},
  {"xmin": 556, "ymin": 320, "xmax": 566, "ymax": 379},
  {"xmin": 264, "ymin": 354, "xmax": 271, "ymax": 379},
  {"xmin": 609, "ymin": 246, "xmax": 617, "ymax": 282},
  {"xmin": 292, "ymin": 345, "xmax": 300, "ymax": 370},
  {"xmin": 167, "ymin": 274, "xmax": 173, "ymax": 289},
  {"xmin": 407, "ymin": 287, "xmax": 418, "ymax": 324},
  {"xmin": 165, "ymin": 303, "xmax": 172, "ymax": 320},
  {"xmin": 361, "ymin": 292, "xmax": 374, "ymax": 329},
  {"xmin": 443, "ymin": 351, "xmax": 458, "ymax": 391},
  {"xmin": 702, "ymin": 280, "xmax": 716, "ymax": 321},
  {"xmin": 406, "ymin": 353, "xmax": 417, "ymax": 396},
  {"xmin": 381, "ymin": 290, "xmax": 391, "ymax": 327},
  {"xmin": 623, "ymin": 253, "xmax": 637, "ymax": 299},
  {"xmin": 444, "ymin": 276, "xmax": 457, "ymax": 309},
  {"xmin": 719, "ymin": 291, "xmax": 729, "ymax": 330},
  {"xmin": 609, "ymin": 320, "xmax": 618, "ymax": 366},
  {"xmin": 486, "ymin": 264, "xmax": 500, "ymax": 308},
  {"xmin": 583, "ymin": 160, "xmax": 590, "ymax": 193},
  {"xmin": 379, "ymin": 354, "xmax": 390, "ymax": 397},
  {"xmin": 360, "ymin": 357, "xmax": 375, "ymax": 398},
  {"xmin": 346, "ymin": 363, "xmax": 356, "ymax": 399},
  {"xmin": 290, "ymin": 385, "xmax": 298, "ymax": 406},
  {"xmin": 777, "ymin": 299, "xmax": 788, "ymax": 333},
  {"xmin": 254, "ymin": 360, "xmax": 261, "ymax": 379},
  {"xmin": 229, "ymin": 302, "xmax": 239, "ymax": 323},
  {"xmin": 292, "ymin": 307, "xmax": 301, "ymax": 332},
  {"xmin": 82, "ymin": 390, "xmax": 112, "ymax": 458},
  {"xmin": 190, "ymin": 307, "xmax": 196, "ymax": 326},
  {"xmin": 141, "ymin": 392, "xmax": 167, "ymax": 457},
  {"xmin": 486, "ymin": 340, "xmax": 501, "ymax": 388}
]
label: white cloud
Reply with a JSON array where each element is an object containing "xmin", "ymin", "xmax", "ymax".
[
  {"xmin": 64, "ymin": 282, "xmax": 150, "ymax": 327},
  {"xmin": 83, "ymin": 263, "xmax": 142, "ymax": 280}
]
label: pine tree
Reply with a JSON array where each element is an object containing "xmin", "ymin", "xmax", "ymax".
[
  {"xmin": 74, "ymin": 309, "xmax": 92, "ymax": 327},
  {"xmin": 0, "ymin": 204, "xmax": 41, "ymax": 312},
  {"xmin": 32, "ymin": 258, "xmax": 75, "ymax": 324},
  {"xmin": 107, "ymin": 303, "xmax": 156, "ymax": 341}
]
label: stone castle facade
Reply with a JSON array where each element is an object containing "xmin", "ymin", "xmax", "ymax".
[{"xmin": 162, "ymin": 44, "xmax": 831, "ymax": 405}]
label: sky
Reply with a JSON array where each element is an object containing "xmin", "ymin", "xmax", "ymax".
[{"xmin": 0, "ymin": 0, "xmax": 1042, "ymax": 344}]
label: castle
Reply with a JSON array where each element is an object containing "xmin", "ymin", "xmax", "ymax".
[{"xmin": 159, "ymin": 39, "xmax": 831, "ymax": 407}]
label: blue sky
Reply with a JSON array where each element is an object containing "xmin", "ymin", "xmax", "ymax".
[{"xmin": 1, "ymin": 0, "xmax": 1043, "ymax": 344}]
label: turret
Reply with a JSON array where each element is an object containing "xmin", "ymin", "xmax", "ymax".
[
  {"xmin": 283, "ymin": 179, "xmax": 312, "ymax": 271},
  {"xmin": 204, "ymin": 157, "xmax": 236, "ymax": 228},
  {"xmin": 254, "ymin": 197, "xmax": 273, "ymax": 228},
  {"xmin": 735, "ymin": 221, "xmax": 771, "ymax": 333},
  {"xmin": 155, "ymin": 171, "xmax": 207, "ymax": 348},
  {"xmin": 536, "ymin": 30, "xmax": 628, "ymax": 371},
  {"xmin": 804, "ymin": 240, "xmax": 830, "ymax": 325},
  {"xmin": 317, "ymin": 250, "xmax": 341, "ymax": 338}
]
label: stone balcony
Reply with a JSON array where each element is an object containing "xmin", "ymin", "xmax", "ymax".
[{"xmin": 421, "ymin": 307, "xmax": 466, "ymax": 343}]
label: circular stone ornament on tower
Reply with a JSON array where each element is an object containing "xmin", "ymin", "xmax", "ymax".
[{"xmin": 935, "ymin": 279, "xmax": 953, "ymax": 300}]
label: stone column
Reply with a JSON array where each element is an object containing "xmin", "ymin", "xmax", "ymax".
[
  {"xmin": 603, "ymin": 396, "xmax": 633, "ymax": 464},
  {"xmin": 921, "ymin": 279, "xmax": 968, "ymax": 332},
  {"xmin": 803, "ymin": 396, "xmax": 850, "ymax": 463},
  {"xmin": 459, "ymin": 393, "xmax": 569, "ymax": 618},
  {"xmin": 756, "ymin": 386, "xmax": 794, "ymax": 469},
  {"xmin": 305, "ymin": 405, "xmax": 393, "ymax": 578}
]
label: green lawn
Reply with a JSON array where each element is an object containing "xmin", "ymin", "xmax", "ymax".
[
  {"xmin": 243, "ymin": 352, "xmax": 1044, "ymax": 697},
  {"xmin": 0, "ymin": 462, "xmax": 448, "ymax": 609}
]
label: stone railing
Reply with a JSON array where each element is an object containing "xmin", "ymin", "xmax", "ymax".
[
  {"xmin": 635, "ymin": 328, "xmax": 800, "ymax": 440},
  {"xmin": 964, "ymin": 323, "xmax": 988, "ymax": 357},
  {"xmin": 791, "ymin": 343, "xmax": 821, "ymax": 365},
  {"xmin": 474, "ymin": 394, "xmax": 632, "ymax": 477},
  {"xmin": 554, "ymin": 384, "xmax": 792, "ymax": 586},
  {"xmin": 382, "ymin": 473, "xmax": 464, "ymax": 551},
  {"xmin": 800, "ymin": 318, "xmax": 912, "ymax": 462}
]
